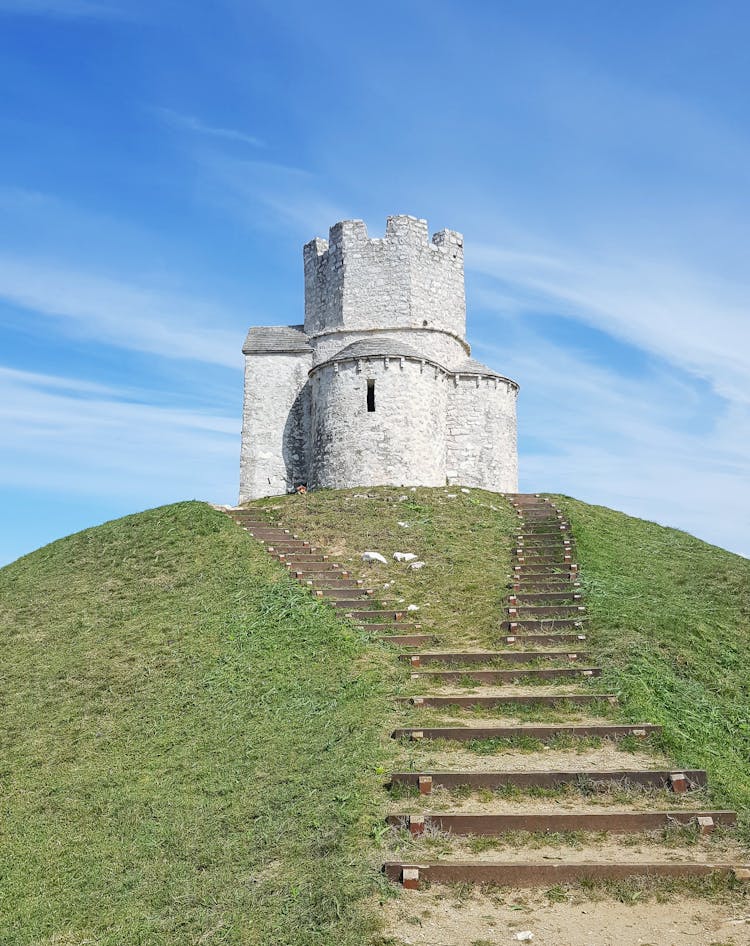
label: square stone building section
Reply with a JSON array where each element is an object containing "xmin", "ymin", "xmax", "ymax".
[{"xmin": 239, "ymin": 215, "xmax": 519, "ymax": 500}]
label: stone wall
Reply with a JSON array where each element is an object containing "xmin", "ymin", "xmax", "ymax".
[
  {"xmin": 240, "ymin": 215, "xmax": 520, "ymax": 500},
  {"xmin": 239, "ymin": 351, "xmax": 312, "ymax": 501},
  {"xmin": 303, "ymin": 215, "xmax": 465, "ymax": 340},
  {"xmin": 446, "ymin": 376, "xmax": 519, "ymax": 492},
  {"xmin": 311, "ymin": 326, "xmax": 468, "ymax": 371},
  {"xmin": 308, "ymin": 356, "xmax": 449, "ymax": 489}
]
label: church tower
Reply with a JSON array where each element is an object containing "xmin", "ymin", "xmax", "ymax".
[{"xmin": 240, "ymin": 215, "xmax": 518, "ymax": 500}]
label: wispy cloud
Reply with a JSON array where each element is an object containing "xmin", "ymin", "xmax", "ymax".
[
  {"xmin": 469, "ymin": 240, "xmax": 750, "ymax": 407},
  {"xmin": 0, "ymin": 367, "xmax": 238, "ymax": 500},
  {"xmin": 475, "ymin": 329, "xmax": 750, "ymax": 558},
  {"xmin": 191, "ymin": 154, "xmax": 349, "ymax": 239},
  {"xmin": 0, "ymin": 255, "xmax": 243, "ymax": 367},
  {"xmin": 154, "ymin": 107, "xmax": 265, "ymax": 148}
]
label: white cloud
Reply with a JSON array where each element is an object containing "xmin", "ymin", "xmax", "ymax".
[
  {"xmin": 469, "ymin": 239, "xmax": 750, "ymax": 411},
  {"xmin": 0, "ymin": 367, "xmax": 238, "ymax": 501},
  {"xmin": 0, "ymin": 256, "xmax": 242, "ymax": 367},
  {"xmin": 194, "ymin": 155, "xmax": 349, "ymax": 238},
  {"xmin": 154, "ymin": 107, "xmax": 265, "ymax": 148},
  {"xmin": 475, "ymin": 332, "xmax": 750, "ymax": 558}
]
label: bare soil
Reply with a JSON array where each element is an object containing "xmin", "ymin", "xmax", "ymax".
[{"xmin": 381, "ymin": 888, "xmax": 750, "ymax": 946}]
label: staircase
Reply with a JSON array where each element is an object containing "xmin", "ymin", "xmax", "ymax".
[{"xmin": 225, "ymin": 496, "xmax": 748, "ymax": 895}]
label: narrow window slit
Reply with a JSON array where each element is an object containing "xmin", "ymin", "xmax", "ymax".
[{"xmin": 366, "ymin": 379, "xmax": 376, "ymax": 412}]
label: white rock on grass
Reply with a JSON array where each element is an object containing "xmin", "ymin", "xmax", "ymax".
[
  {"xmin": 407, "ymin": 604, "xmax": 420, "ymax": 611},
  {"xmin": 515, "ymin": 933, "xmax": 534, "ymax": 943},
  {"xmin": 460, "ymin": 487, "xmax": 470, "ymax": 494},
  {"xmin": 397, "ymin": 521, "xmax": 409, "ymax": 528},
  {"xmin": 393, "ymin": 552, "xmax": 418, "ymax": 562},
  {"xmin": 361, "ymin": 551, "xmax": 387, "ymax": 564},
  {"xmin": 446, "ymin": 493, "xmax": 458, "ymax": 499},
  {"xmin": 409, "ymin": 561, "xmax": 426, "ymax": 570}
]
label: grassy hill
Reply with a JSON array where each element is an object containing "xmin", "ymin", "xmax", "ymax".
[
  {"xmin": 556, "ymin": 495, "xmax": 750, "ymax": 821},
  {"xmin": 0, "ymin": 502, "xmax": 392, "ymax": 946},
  {"xmin": 1, "ymin": 489, "xmax": 749, "ymax": 944}
]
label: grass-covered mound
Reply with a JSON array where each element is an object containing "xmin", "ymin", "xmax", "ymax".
[
  {"xmin": 0, "ymin": 502, "xmax": 391, "ymax": 946},
  {"xmin": 555, "ymin": 496, "xmax": 750, "ymax": 822},
  {"xmin": 3, "ymin": 488, "xmax": 749, "ymax": 943}
]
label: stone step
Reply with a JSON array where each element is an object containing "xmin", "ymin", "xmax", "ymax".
[
  {"xmin": 409, "ymin": 667, "xmax": 601, "ymax": 683},
  {"xmin": 387, "ymin": 810, "xmax": 736, "ymax": 836},
  {"xmin": 391, "ymin": 723, "xmax": 661, "ymax": 742},
  {"xmin": 384, "ymin": 860, "xmax": 747, "ymax": 889},
  {"xmin": 400, "ymin": 651, "xmax": 588, "ymax": 667},
  {"xmin": 389, "ymin": 769, "xmax": 708, "ymax": 793}
]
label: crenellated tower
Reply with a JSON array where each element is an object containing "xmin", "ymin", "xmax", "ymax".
[{"xmin": 239, "ymin": 215, "xmax": 518, "ymax": 501}]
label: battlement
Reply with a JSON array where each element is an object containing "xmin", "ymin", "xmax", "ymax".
[{"xmin": 303, "ymin": 215, "xmax": 466, "ymax": 338}]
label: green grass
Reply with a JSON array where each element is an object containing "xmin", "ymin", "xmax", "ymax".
[
  {"xmin": 0, "ymin": 501, "xmax": 393, "ymax": 945},
  {"xmin": 554, "ymin": 495, "xmax": 750, "ymax": 821},
  {"xmin": 251, "ymin": 486, "xmax": 517, "ymax": 648},
  {"xmin": 3, "ymin": 486, "xmax": 750, "ymax": 940}
]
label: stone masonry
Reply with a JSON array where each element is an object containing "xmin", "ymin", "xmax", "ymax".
[{"xmin": 239, "ymin": 215, "xmax": 519, "ymax": 500}]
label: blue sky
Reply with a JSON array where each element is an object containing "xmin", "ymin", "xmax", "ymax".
[{"xmin": 1, "ymin": 0, "xmax": 749, "ymax": 565}]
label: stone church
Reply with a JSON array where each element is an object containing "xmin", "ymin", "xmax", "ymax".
[{"xmin": 239, "ymin": 215, "xmax": 519, "ymax": 501}]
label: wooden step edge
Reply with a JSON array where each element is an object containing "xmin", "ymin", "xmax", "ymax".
[
  {"xmin": 386, "ymin": 810, "xmax": 737, "ymax": 835},
  {"xmin": 388, "ymin": 769, "xmax": 708, "ymax": 792},
  {"xmin": 395, "ymin": 693, "xmax": 617, "ymax": 707},
  {"xmin": 391, "ymin": 723, "xmax": 661, "ymax": 741},
  {"xmin": 383, "ymin": 861, "xmax": 749, "ymax": 889}
]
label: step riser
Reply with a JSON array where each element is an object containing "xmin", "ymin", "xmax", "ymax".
[
  {"xmin": 511, "ymin": 594, "xmax": 582, "ymax": 603},
  {"xmin": 289, "ymin": 564, "xmax": 343, "ymax": 573},
  {"xmin": 508, "ymin": 607, "xmax": 586, "ymax": 617},
  {"xmin": 380, "ymin": 635, "xmax": 436, "ymax": 646},
  {"xmin": 513, "ymin": 584, "xmax": 581, "ymax": 594},
  {"xmin": 387, "ymin": 811, "xmax": 736, "ymax": 835},
  {"xmin": 399, "ymin": 694, "xmax": 613, "ymax": 708},
  {"xmin": 301, "ymin": 582, "xmax": 365, "ymax": 591},
  {"xmin": 392, "ymin": 724, "xmax": 658, "ymax": 742},
  {"xmin": 277, "ymin": 555, "xmax": 328, "ymax": 563},
  {"xmin": 332, "ymin": 599, "xmax": 390, "ymax": 608},
  {"xmin": 349, "ymin": 611, "xmax": 404, "ymax": 622},
  {"xmin": 506, "ymin": 620, "xmax": 585, "ymax": 631},
  {"xmin": 410, "ymin": 668, "xmax": 601, "ymax": 682},
  {"xmin": 384, "ymin": 862, "xmax": 740, "ymax": 888},
  {"xmin": 389, "ymin": 770, "xmax": 708, "ymax": 791},
  {"xmin": 401, "ymin": 651, "xmax": 588, "ymax": 666}
]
